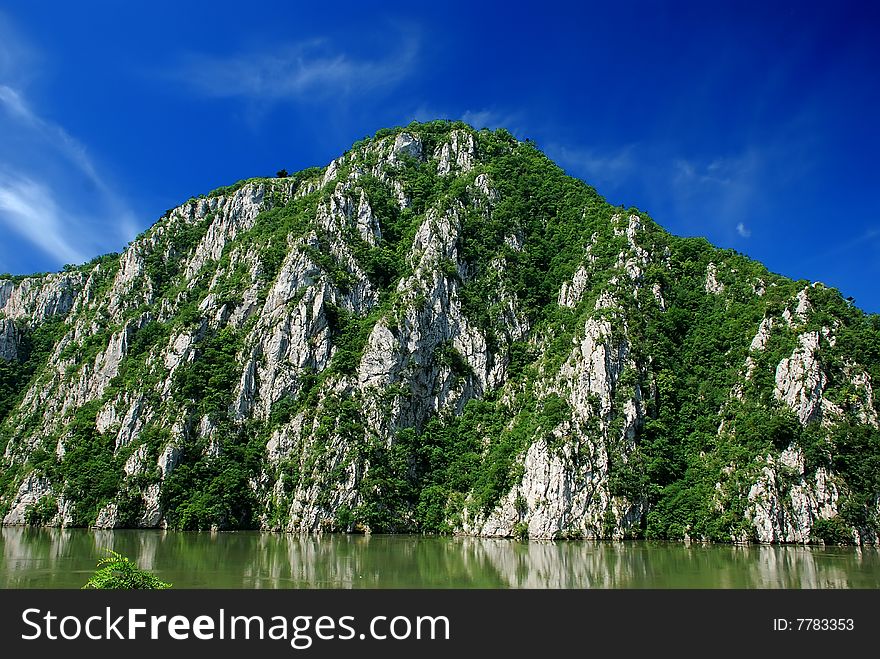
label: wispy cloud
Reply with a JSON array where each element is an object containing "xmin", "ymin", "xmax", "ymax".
[
  {"xmin": 541, "ymin": 136, "xmax": 773, "ymax": 243},
  {"xmin": 0, "ymin": 172, "xmax": 87, "ymax": 264},
  {"xmin": 0, "ymin": 84, "xmax": 28, "ymax": 118},
  {"xmin": 410, "ymin": 105, "xmax": 525, "ymax": 135},
  {"xmin": 460, "ymin": 109, "xmax": 498, "ymax": 129},
  {"xmin": 672, "ymin": 153, "xmax": 761, "ymax": 190},
  {"xmin": 0, "ymin": 14, "xmax": 135, "ymax": 270},
  {"xmin": 799, "ymin": 226, "xmax": 880, "ymax": 267},
  {"xmin": 0, "ymin": 85, "xmax": 113, "ymax": 197},
  {"xmin": 546, "ymin": 144, "xmax": 637, "ymax": 187},
  {"xmin": 669, "ymin": 150, "xmax": 764, "ymax": 239},
  {"xmin": 0, "ymin": 85, "xmax": 136, "ymax": 257},
  {"xmin": 176, "ymin": 36, "xmax": 418, "ymax": 102}
]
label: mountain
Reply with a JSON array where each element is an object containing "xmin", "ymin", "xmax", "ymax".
[{"xmin": 1, "ymin": 121, "xmax": 878, "ymax": 544}]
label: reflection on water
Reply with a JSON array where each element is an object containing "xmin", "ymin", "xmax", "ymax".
[{"xmin": 1, "ymin": 526, "xmax": 878, "ymax": 589}]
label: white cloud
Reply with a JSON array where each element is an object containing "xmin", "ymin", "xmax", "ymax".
[
  {"xmin": 673, "ymin": 153, "xmax": 761, "ymax": 191},
  {"xmin": 0, "ymin": 85, "xmax": 29, "ymax": 119},
  {"xmin": 802, "ymin": 226, "xmax": 880, "ymax": 267},
  {"xmin": 547, "ymin": 144, "xmax": 637, "ymax": 187},
  {"xmin": 459, "ymin": 109, "xmax": 518, "ymax": 131},
  {"xmin": 177, "ymin": 36, "xmax": 418, "ymax": 102},
  {"xmin": 669, "ymin": 150, "xmax": 764, "ymax": 238},
  {"xmin": 409, "ymin": 105, "xmax": 525, "ymax": 136},
  {"xmin": 541, "ymin": 136, "xmax": 772, "ymax": 244},
  {"xmin": 460, "ymin": 109, "xmax": 497, "ymax": 129},
  {"xmin": 0, "ymin": 15, "xmax": 136, "ymax": 271},
  {"xmin": 0, "ymin": 172, "xmax": 86, "ymax": 264},
  {"xmin": 0, "ymin": 85, "xmax": 105, "ymax": 191},
  {"xmin": 0, "ymin": 85, "xmax": 136, "ymax": 258}
]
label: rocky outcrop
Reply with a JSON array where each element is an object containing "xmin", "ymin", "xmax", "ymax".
[
  {"xmin": 2, "ymin": 473, "xmax": 54, "ymax": 525},
  {"xmin": 705, "ymin": 263, "xmax": 724, "ymax": 294},
  {"xmin": 0, "ymin": 273, "xmax": 84, "ymax": 322},
  {"xmin": 775, "ymin": 332, "xmax": 828, "ymax": 425},
  {"xmin": 0, "ymin": 273, "xmax": 83, "ymax": 363},
  {"xmin": 0, "ymin": 319, "xmax": 19, "ymax": 361},
  {"xmin": 435, "ymin": 129, "xmax": 476, "ymax": 176},
  {"xmin": 746, "ymin": 447, "xmax": 839, "ymax": 543}
]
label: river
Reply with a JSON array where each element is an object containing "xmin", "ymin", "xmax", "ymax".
[{"xmin": 1, "ymin": 526, "xmax": 878, "ymax": 588}]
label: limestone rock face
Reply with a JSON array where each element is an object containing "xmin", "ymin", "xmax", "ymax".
[
  {"xmin": 391, "ymin": 132, "xmax": 423, "ymax": 162},
  {"xmin": 0, "ymin": 123, "xmax": 876, "ymax": 545},
  {"xmin": 0, "ymin": 319, "xmax": 19, "ymax": 361},
  {"xmin": 3, "ymin": 473, "xmax": 54, "ymax": 525},
  {"xmin": 435, "ymin": 129, "xmax": 476, "ymax": 176},
  {"xmin": 0, "ymin": 272, "xmax": 85, "ymax": 365},
  {"xmin": 705, "ymin": 263, "xmax": 724, "ymax": 294},
  {"xmin": 746, "ymin": 447, "xmax": 840, "ymax": 544},
  {"xmin": 775, "ymin": 332, "xmax": 826, "ymax": 424},
  {"xmin": 0, "ymin": 273, "xmax": 84, "ymax": 322}
]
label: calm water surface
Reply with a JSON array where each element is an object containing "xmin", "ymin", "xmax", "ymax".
[{"xmin": 1, "ymin": 527, "xmax": 878, "ymax": 588}]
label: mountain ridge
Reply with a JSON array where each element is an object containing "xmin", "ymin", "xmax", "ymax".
[{"xmin": 1, "ymin": 120, "xmax": 878, "ymax": 544}]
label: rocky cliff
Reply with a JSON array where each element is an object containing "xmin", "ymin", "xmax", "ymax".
[{"xmin": 1, "ymin": 121, "xmax": 878, "ymax": 544}]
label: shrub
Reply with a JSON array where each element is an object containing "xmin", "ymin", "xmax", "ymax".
[
  {"xmin": 24, "ymin": 495, "xmax": 57, "ymax": 526},
  {"xmin": 82, "ymin": 550, "xmax": 171, "ymax": 589},
  {"xmin": 811, "ymin": 517, "xmax": 855, "ymax": 545}
]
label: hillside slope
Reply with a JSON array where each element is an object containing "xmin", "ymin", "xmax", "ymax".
[{"xmin": 1, "ymin": 121, "xmax": 878, "ymax": 543}]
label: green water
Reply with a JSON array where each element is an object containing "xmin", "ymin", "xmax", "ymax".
[{"xmin": 1, "ymin": 526, "xmax": 878, "ymax": 588}]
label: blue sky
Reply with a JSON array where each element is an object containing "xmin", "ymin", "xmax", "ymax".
[{"xmin": 1, "ymin": 1, "xmax": 878, "ymax": 311}]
